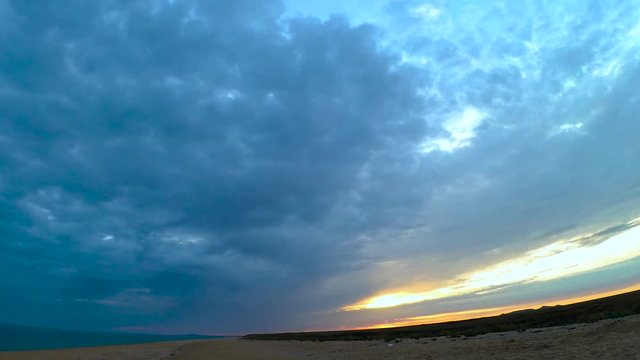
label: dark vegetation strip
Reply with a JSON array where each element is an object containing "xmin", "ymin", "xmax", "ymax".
[{"xmin": 244, "ymin": 290, "xmax": 640, "ymax": 341}]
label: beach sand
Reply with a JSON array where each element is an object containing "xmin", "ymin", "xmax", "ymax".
[{"xmin": 2, "ymin": 315, "xmax": 639, "ymax": 359}]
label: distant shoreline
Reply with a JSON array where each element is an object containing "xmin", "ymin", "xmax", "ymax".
[
  {"xmin": 2, "ymin": 289, "xmax": 639, "ymax": 355},
  {"xmin": 2, "ymin": 315, "xmax": 639, "ymax": 359}
]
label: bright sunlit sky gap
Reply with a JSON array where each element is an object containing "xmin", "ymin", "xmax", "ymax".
[
  {"xmin": 343, "ymin": 217, "xmax": 640, "ymax": 311},
  {"xmin": 1, "ymin": 0, "xmax": 640, "ymax": 334},
  {"xmin": 362, "ymin": 282, "xmax": 640, "ymax": 330}
]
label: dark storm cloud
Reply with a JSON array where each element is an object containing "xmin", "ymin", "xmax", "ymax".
[{"xmin": 0, "ymin": 0, "xmax": 430, "ymax": 332}]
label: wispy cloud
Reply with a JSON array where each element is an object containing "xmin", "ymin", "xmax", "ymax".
[{"xmin": 420, "ymin": 107, "xmax": 487, "ymax": 153}]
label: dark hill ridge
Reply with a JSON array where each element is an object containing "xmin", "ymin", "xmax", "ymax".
[
  {"xmin": 0, "ymin": 324, "xmax": 220, "ymax": 351},
  {"xmin": 244, "ymin": 289, "xmax": 640, "ymax": 341}
]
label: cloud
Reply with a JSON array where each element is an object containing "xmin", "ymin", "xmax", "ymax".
[
  {"xmin": 420, "ymin": 107, "xmax": 487, "ymax": 153},
  {"xmin": 90, "ymin": 288, "xmax": 177, "ymax": 315},
  {"xmin": 549, "ymin": 122, "xmax": 584, "ymax": 136},
  {"xmin": 410, "ymin": 4, "xmax": 441, "ymax": 20},
  {"xmin": 0, "ymin": 0, "xmax": 430, "ymax": 332}
]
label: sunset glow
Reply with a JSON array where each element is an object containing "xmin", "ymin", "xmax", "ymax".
[
  {"xmin": 343, "ymin": 218, "xmax": 640, "ymax": 311},
  {"xmin": 362, "ymin": 283, "xmax": 640, "ymax": 329}
]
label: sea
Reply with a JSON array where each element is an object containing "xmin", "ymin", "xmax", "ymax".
[{"xmin": 0, "ymin": 324, "xmax": 222, "ymax": 351}]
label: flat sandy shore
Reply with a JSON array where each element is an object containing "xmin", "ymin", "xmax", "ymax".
[{"xmin": 2, "ymin": 315, "xmax": 640, "ymax": 360}]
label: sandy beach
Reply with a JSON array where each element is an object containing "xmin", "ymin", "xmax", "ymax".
[{"xmin": 2, "ymin": 314, "xmax": 639, "ymax": 360}]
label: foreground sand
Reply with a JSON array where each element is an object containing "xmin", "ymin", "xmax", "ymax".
[{"xmin": 2, "ymin": 315, "xmax": 640, "ymax": 360}]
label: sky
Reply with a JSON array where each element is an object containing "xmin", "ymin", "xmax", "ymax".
[{"xmin": 1, "ymin": 0, "xmax": 640, "ymax": 335}]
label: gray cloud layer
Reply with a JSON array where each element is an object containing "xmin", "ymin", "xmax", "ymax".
[{"xmin": 1, "ymin": 0, "xmax": 639, "ymax": 333}]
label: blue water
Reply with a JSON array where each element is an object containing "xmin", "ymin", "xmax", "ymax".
[{"xmin": 0, "ymin": 324, "xmax": 222, "ymax": 351}]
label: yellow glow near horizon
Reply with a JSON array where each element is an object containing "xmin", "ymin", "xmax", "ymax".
[
  {"xmin": 342, "ymin": 217, "xmax": 640, "ymax": 311},
  {"xmin": 361, "ymin": 283, "xmax": 640, "ymax": 329}
]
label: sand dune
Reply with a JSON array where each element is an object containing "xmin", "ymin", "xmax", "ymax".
[{"xmin": 2, "ymin": 315, "xmax": 640, "ymax": 359}]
